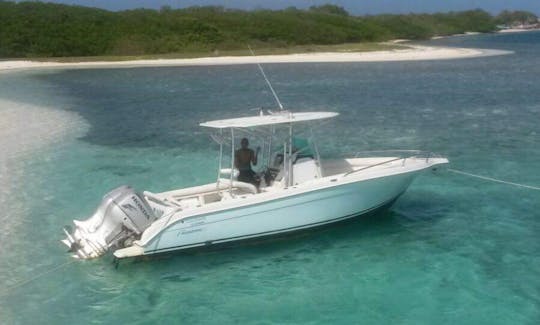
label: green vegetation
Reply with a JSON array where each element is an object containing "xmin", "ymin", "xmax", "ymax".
[
  {"xmin": 29, "ymin": 42, "xmax": 401, "ymax": 63},
  {"xmin": 0, "ymin": 1, "xmax": 507, "ymax": 59},
  {"xmin": 495, "ymin": 10, "xmax": 538, "ymax": 26},
  {"xmin": 365, "ymin": 10, "xmax": 497, "ymax": 40}
]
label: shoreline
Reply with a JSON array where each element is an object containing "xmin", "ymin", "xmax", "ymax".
[
  {"xmin": 0, "ymin": 45, "xmax": 512, "ymax": 72},
  {"xmin": 431, "ymin": 28, "xmax": 540, "ymax": 40},
  {"xmin": 498, "ymin": 28, "xmax": 540, "ymax": 33}
]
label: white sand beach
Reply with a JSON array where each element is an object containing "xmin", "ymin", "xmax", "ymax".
[
  {"xmin": 0, "ymin": 45, "xmax": 512, "ymax": 72},
  {"xmin": 498, "ymin": 28, "xmax": 540, "ymax": 33}
]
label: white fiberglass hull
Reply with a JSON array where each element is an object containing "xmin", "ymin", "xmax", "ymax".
[
  {"xmin": 62, "ymin": 107, "xmax": 450, "ymax": 261},
  {"xmin": 115, "ymin": 169, "xmax": 421, "ymax": 258}
]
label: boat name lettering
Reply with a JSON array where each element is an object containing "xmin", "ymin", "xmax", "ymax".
[
  {"xmin": 180, "ymin": 228, "xmax": 203, "ymax": 235},
  {"xmin": 187, "ymin": 216, "xmax": 206, "ymax": 223}
]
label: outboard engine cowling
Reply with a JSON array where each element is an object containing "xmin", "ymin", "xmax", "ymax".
[{"xmin": 62, "ymin": 186, "xmax": 156, "ymax": 259}]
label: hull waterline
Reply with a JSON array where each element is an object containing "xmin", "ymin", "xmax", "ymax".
[
  {"xmin": 115, "ymin": 170, "xmax": 421, "ymax": 258},
  {"xmin": 123, "ymin": 193, "xmax": 403, "ymax": 260}
]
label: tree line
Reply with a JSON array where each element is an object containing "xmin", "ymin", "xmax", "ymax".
[
  {"xmin": 495, "ymin": 10, "xmax": 538, "ymax": 26},
  {"xmin": 0, "ymin": 1, "xmax": 537, "ymax": 58}
]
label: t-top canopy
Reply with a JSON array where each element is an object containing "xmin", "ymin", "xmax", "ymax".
[{"xmin": 200, "ymin": 111, "xmax": 339, "ymax": 129}]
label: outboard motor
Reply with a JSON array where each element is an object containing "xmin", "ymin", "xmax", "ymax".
[{"xmin": 62, "ymin": 186, "xmax": 156, "ymax": 259}]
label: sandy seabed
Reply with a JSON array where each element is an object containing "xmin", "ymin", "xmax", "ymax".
[
  {"xmin": 0, "ymin": 99, "xmax": 88, "ymax": 233},
  {"xmin": 0, "ymin": 99, "xmax": 87, "ymax": 161}
]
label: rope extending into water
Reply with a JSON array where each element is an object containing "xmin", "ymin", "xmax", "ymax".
[
  {"xmin": 0, "ymin": 260, "xmax": 76, "ymax": 297},
  {"xmin": 448, "ymin": 168, "xmax": 540, "ymax": 191},
  {"xmin": 1, "ymin": 168, "xmax": 536, "ymax": 298}
]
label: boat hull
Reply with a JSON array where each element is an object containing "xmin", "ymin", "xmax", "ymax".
[
  {"xmin": 137, "ymin": 170, "xmax": 418, "ymax": 256},
  {"xmin": 149, "ymin": 193, "xmax": 401, "ymax": 258}
]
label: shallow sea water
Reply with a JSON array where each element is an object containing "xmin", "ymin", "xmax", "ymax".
[{"xmin": 0, "ymin": 32, "xmax": 539, "ymax": 324}]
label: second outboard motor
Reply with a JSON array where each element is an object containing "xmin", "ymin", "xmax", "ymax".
[{"xmin": 62, "ymin": 186, "xmax": 156, "ymax": 259}]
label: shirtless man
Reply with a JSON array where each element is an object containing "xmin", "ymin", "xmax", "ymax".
[{"xmin": 234, "ymin": 138, "xmax": 260, "ymax": 186}]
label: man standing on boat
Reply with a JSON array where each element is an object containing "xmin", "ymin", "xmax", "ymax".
[{"xmin": 235, "ymin": 138, "xmax": 260, "ymax": 186}]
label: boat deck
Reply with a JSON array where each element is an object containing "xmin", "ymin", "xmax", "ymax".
[{"xmin": 143, "ymin": 156, "xmax": 443, "ymax": 216}]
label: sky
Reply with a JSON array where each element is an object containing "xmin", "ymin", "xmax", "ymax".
[{"xmin": 23, "ymin": 0, "xmax": 540, "ymax": 15}]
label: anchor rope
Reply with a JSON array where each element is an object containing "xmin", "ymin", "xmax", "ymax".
[
  {"xmin": 0, "ymin": 260, "xmax": 76, "ymax": 297},
  {"xmin": 447, "ymin": 168, "xmax": 540, "ymax": 191},
  {"xmin": 2, "ymin": 169, "xmax": 536, "ymax": 297}
]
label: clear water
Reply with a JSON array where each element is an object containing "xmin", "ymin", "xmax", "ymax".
[{"xmin": 1, "ymin": 32, "xmax": 539, "ymax": 324}]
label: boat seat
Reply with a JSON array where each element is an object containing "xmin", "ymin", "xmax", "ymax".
[
  {"xmin": 177, "ymin": 196, "xmax": 201, "ymax": 209},
  {"xmin": 219, "ymin": 179, "xmax": 258, "ymax": 194}
]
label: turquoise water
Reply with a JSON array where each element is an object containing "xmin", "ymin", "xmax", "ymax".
[{"xmin": 1, "ymin": 32, "xmax": 539, "ymax": 324}]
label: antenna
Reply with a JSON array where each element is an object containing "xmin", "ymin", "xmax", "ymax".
[{"xmin": 248, "ymin": 45, "xmax": 284, "ymax": 111}]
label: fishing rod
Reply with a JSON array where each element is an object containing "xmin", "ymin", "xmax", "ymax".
[{"xmin": 248, "ymin": 45, "xmax": 284, "ymax": 111}]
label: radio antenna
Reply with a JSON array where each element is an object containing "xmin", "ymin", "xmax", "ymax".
[{"xmin": 248, "ymin": 45, "xmax": 284, "ymax": 110}]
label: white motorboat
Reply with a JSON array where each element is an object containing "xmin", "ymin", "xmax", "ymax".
[{"xmin": 62, "ymin": 109, "xmax": 448, "ymax": 259}]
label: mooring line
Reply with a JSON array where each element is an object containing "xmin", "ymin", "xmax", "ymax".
[
  {"xmin": 448, "ymin": 168, "xmax": 540, "ymax": 191},
  {"xmin": 0, "ymin": 260, "xmax": 77, "ymax": 297}
]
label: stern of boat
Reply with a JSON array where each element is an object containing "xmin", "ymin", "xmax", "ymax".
[{"xmin": 62, "ymin": 186, "xmax": 157, "ymax": 259}]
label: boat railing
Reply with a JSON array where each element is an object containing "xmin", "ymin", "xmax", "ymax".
[
  {"xmin": 354, "ymin": 149, "xmax": 423, "ymax": 158},
  {"xmin": 353, "ymin": 150, "xmax": 439, "ymax": 162},
  {"xmin": 342, "ymin": 150, "xmax": 440, "ymax": 177}
]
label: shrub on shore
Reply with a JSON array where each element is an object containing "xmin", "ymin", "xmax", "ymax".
[{"xmin": 0, "ymin": 1, "xmax": 519, "ymax": 58}]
